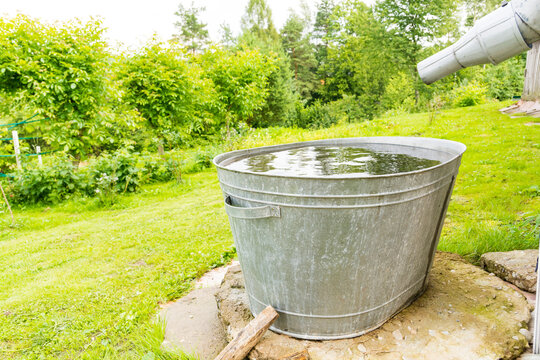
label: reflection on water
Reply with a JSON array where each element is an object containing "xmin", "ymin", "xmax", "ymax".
[{"xmin": 226, "ymin": 146, "xmax": 441, "ymax": 176}]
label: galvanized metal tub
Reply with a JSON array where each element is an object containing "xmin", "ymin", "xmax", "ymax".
[{"xmin": 214, "ymin": 137, "xmax": 466, "ymax": 340}]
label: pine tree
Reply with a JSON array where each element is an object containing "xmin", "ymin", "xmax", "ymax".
[
  {"xmin": 281, "ymin": 13, "xmax": 317, "ymax": 99},
  {"xmin": 312, "ymin": 0, "xmax": 337, "ymax": 68},
  {"xmin": 172, "ymin": 2, "xmax": 209, "ymax": 54}
]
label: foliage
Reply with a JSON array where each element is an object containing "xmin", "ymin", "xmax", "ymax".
[
  {"xmin": 287, "ymin": 100, "xmax": 340, "ymax": 129},
  {"xmin": 119, "ymin": 42, "xmax": 217, "ymax": 146},
  {"xmin": 281, "ymin": 12, "xmax": 318, "ymax": 100},
  {"xmin": 238, "ymin": 0, "xmax": 298, "ymax": 129},
  {"xmin": 196, "ymin": 47, "xmax": 276, "ymax": 136},
  {"xmin": 240, "ymin": 0, "xmax": 280, "ymax": 47},
  {"xmin": 172, "ymin": 2, "xmax": 209, "ymax": 54},
  {"xmin": 374, "ymin": 0, "xmax": 459, "ymax": 101},
  {"xmin": 449, "ymin": 81, "xmax": 488, "ymax": 107},
  {"xmin": 320, "ymin": 0, "xmax": 395, "ymax": 119},
  {"xmin": 312, "ymin": 0, "xmax": 338, "ymax": 72},
  {"xmin": 85, "ymin": 150, "xmax": 142, "ymax": 195},
  {"xmin": 249, "ymin": 54, "xmax": 297, "ymax": 128},
  {"xmin": 0, "ymin": 16, "xmax": 120, "ymax": 158},
  {"xmin": 9, "ymin": 157, "xmax": 81, "ymax": 204},
  {"xmin": 139, "ymin": 153, "xmax": 182, "ymax": 183},
  {"xmin": 464, "ymin": 0, "xmax": 500, "ymax": 27},
  {"xmin": 381, "ymin": 72, "xmax": 416, "ymax": 112},
  {"xmin": 482, "ymin": 55, "xmax": 526, "ymax": 100}
]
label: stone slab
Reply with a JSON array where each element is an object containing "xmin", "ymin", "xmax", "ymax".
[
  {"xmin": 160, "ymin": 261, "xmax": 238, "ymax": 359},
  {"xmin": 216, "ymin": 252, "xmax": 531, "ymax": 360},
  {"xmin": 160, "ymin": 287, "xmax": 227, "ymax": 359},
  {"xmin": 481, "ymin": 249, "xmax": 538, "ymax": 293}
]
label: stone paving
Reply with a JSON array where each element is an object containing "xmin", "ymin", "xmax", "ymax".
[{"xmin": 481, "ymin": 250, "xmax": 538, "ymax": 293}]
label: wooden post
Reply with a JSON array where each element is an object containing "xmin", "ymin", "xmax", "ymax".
[
  {"xmin": 522, "ymin": 42, "xmax": 540, "ymax": 102},
  {"xmin": 500, "ymin": 41, "xmax": 540, "ymax": 116},
  {"xmin": 12, "ymin": 130, "xmax": 21, "ymax": 170},
  {"xmin": 214, "ymin": 306, "xmax": 279, "ymax": 360},
  {"xmin": 36, "ymin": 146, "xmax": 42, "ymax": 166}
]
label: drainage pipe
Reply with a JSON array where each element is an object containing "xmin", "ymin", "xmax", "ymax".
[{"xmin": 417, "ymin": 0, "xmax": 540, "ymax": 84}]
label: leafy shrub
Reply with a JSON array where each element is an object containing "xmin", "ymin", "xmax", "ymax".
[
  {"xmin": 482, "ymin": 56, "xmax": 526, "ymax": 100},
  {"xmin": 449, "ymin": 81, "xmax": 488, "ymax": 107},
  {"xmin": 327, "ymin": 95, "xmax": 370, "ymax": 123},
  {"xmin": 286, "ymin": 101, "xmax": 340, "ymax": 129},
  {"xmin": 380, "ymin": 72, "xmax": 416, "ymax": 112},
  {"xmin": 139, "ymin": 154, "xmax": 182, "ymax": 183},
  {"xmin": 9, "ymin": 159, "xmax": 81, "ymax": 204},
  {"xmin": 85, "ymin": 150, "xmax": 142, "ymax": 195},
  {"xmin": 182, "ymin": 147, "xmax": 220, "ymax": 174}
]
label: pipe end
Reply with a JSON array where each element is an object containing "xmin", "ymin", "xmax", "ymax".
[{"xmin": 417, "ymin": 47, "xmax": 463, "ymax": 85}]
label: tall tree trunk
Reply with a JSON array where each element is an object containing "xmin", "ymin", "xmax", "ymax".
[{"xmin": 500, "ymin": 41, "xmax": 540, "ymax": 116}]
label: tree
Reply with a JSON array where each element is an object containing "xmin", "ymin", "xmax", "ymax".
[
  {"xmin": 312, "ymin": 0, "xmax": 337, "ymax": 69},
  {"xmin": 219, "ymin": 23, "xmax": 236, "ymax": 49},
  {"xmin": 281, "ymin": 12, "xmax": 318, "ymax": 99},
  {"xmin": 320, "ymin": 0, "xmax": 396, "ymax": 118},
  {"xmin": 463, "ymin": 0, "xmax": 500, "ymax": 28},
  {"xmin": 239, "ymin": 0, "xmax": 297, "ymax": 127},
  {"xmin": 374, "ymin": 0, "xmax": 458, "ymax": 102},
  {"xmin": 240, "ymin": 0, "xmax": 280, "ymax": 49},
  {"xmin": 0, "ymin": 16, "xmax": 121, "ymax": 158},
  {"xmin": 172, "ymin": 2, "xmax": 209, "ymax": 54},
  {"xmin": 119, "ymin": 42, "xmax": 217, "ymax": 147},
  {"xmin": 197, "ymin": 47, "xmax": 276, "ymax": 139}
]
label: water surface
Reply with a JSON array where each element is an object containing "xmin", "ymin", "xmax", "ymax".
[{"xmin": 226, "ymin": 146, "xmax": 441, "ymax": 177}]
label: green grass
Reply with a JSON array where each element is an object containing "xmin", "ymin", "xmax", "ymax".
[
  {"xmin": 0, "ymin": 101, "xmax": 538, "ymax": 359},
  {"xmin": 0, "ymin": 173, "xmax": 233, "ymax": 359}
]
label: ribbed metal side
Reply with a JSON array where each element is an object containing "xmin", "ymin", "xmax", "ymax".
[{"xmin": 214, "ymin": 137, "xmax": 466, "ymax": 340}]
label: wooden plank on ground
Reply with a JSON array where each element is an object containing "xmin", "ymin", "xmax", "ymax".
[{"xmin": 214, "ymin": 305, "xmax": 279, "ymax": 360}]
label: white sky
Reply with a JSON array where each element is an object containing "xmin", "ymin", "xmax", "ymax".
[{"xmin": 1, "ymin": 0, "xmax": 313, "ymax": 49}]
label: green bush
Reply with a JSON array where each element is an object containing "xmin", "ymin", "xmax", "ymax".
[
  {"xmin": 286, "ymin": 101, "xmax": 340, "ymax": 129},
  {"xmin": 449, "ymin": 81, "xmax": 488, "ymax": 107},
  {"xmin": 182, "ymin": 147, "xmax": 220, "ymax": 174},
  {"xmin": 328, "ymin": 95, "xmax": 370, "ymax": 123},
  {"xmin": 85, "ymin": 150, "xmax": 142, "ymax": 195},
  {"xmin": 482, "ymin": 56, "xmax": 526, "ymax": 100},
  {"xmin": 6, "ymin": 147, "xmax": 220, "ymax": 205},
  {"xmin": 9, "ymin": 159, "xmax": 81, "ymax": 204},
  {"xmin": 139, "ymin": 154, "xmax": 182, "ymax": 183},
  {"xmin": 380, "ymin": 72, "xmax": 416, "ymax": 112}
]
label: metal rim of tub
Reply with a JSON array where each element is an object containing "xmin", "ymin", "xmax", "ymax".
[{"xmin": 213, "ymin": 136, "xmax": 467, "ymax": 179}]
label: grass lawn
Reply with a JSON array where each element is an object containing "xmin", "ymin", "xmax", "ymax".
[{"xmin": 0, "ymin": 101, "xmax": 538, "ymax": 359}]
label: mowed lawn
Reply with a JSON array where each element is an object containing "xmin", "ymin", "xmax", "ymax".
[{"xmin": 0, "ymin": 101, "xmax": 538, "ymax": 359}]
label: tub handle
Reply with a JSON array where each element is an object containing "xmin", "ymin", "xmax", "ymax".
[{"xmin": 224, "ymin": 196, "xmax": 281, "ymax": 219}]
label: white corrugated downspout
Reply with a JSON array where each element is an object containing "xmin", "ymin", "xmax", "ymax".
[{"xmin": 418, "ymin": 0, "xmax": 540, "ymax": 85}]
